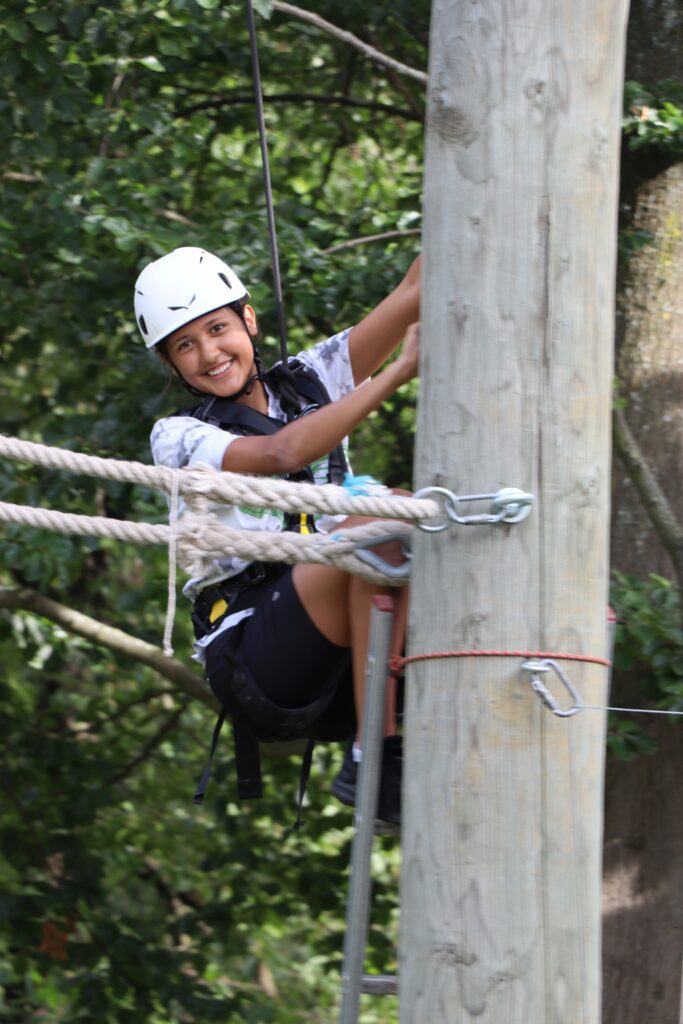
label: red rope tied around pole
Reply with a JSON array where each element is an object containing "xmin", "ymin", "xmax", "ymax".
[{"xmin": 389, "ymin": 650, "xmax": 612, "ymax": 674}]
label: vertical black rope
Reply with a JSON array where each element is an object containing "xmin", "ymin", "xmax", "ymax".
[{"xmin": 245, "ymin": 0, "xmax": 288, "ymax": 366}]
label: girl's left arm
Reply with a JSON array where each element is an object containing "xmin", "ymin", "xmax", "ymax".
[{"xmin": 346, "ymin": 254, "xmax": 421, "ymax": 385}]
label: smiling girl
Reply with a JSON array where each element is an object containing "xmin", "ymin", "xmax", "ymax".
[{"xmin": 135, "ymin": 246, "xmax": 420, "ymax": 824}]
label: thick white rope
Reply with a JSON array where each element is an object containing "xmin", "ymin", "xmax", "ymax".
[
  {"xmin": 0, "ymin": 500, "xmax": 171, "ymax": 545},
  {"xmin": 177, "ymin": 514, "xmax": 412, "ymax": 585},
  {"xmin": 0, "ymin": 501, "xmax": 411, "ymax": 587},
  {"xmin": 0, "ymin": 435, "xmax": 440, "ymax": 522},
  {"xmin": 0, "ymin": 435, "xmax": 174, "ymax": 491},
  {"xmin": 181, "ymin": 463, "xmax": 438, "ymax": 520},
  {"xmin": 0, "ymin": 435, "xmax": 417, "ymax": 660}
]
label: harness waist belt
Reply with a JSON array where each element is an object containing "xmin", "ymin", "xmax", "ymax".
[{"xmin": 192, "ymin": 561, "xmax": 287, "ymax": 639}]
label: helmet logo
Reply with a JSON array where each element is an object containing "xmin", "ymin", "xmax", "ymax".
[{"xmin": 167, "ymin": 293, "xmax": 197, "ymax": 312}]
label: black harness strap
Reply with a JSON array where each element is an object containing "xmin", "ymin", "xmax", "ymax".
[
  {"xmin": 178, "ymin": 360, "xmax": 349, "ymax": 489},
  {"xmin": 190, "ymin": 395, "xmax": 283, "ymax": 435},
  {"xmin": 192, "ymin": 707, "xmax": 264, "ymax": 804},
  {"xmin": 193, "ymin": 707, "xmax": 226, "ymax": 805}
]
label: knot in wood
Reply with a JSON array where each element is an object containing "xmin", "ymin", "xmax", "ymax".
[{"xmin": 430, "ymin": 91, "xmax": 477, "ymax": 146}]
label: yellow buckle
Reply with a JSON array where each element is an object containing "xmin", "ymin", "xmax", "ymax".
[{"xmin": 209, "ymin": 598, "xmax": 229, "ymax": 623}]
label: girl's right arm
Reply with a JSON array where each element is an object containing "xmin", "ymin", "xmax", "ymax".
[{"xmin": 221, "ymin": 323, "xmax": 420, "ymax": 476}]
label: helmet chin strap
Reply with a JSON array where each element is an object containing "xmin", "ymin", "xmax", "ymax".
[{"xmin": 221, "ymin": 366, "xmax": 261, "ymax": 401}]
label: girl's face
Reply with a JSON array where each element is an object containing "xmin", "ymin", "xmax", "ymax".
[{"xmin": 163, "ymin": 304, "xmax": 259, "ymax": 399}]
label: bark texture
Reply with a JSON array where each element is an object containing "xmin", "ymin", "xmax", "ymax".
[
  {"xmin": 603, "ymin": 718, "xmax": 683, "ymax": 1024},
  {"xmin": 625, "ymin": 0, "xmax": 682, "ymax": 83},
  {"xmin": 611, "ymin": 163, "xmax": 683, "ymax": 579}
]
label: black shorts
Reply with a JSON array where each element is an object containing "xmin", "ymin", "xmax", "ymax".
[{"xmin": 221, "ymin": 567, "xmax": 352, "ymax": 712}]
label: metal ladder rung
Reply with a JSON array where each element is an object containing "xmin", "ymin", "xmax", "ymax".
[{"xmin": 361, "ymin": 974, "xmax": 398, "ymax": 996}]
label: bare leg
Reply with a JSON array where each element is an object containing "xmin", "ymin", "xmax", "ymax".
[{"xmin": 292, "ymin": 521, "xmax": 409, "ymax": 743}]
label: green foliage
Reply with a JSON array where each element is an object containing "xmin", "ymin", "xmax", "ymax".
[
  {"xmin": 0, "ymin": 1, "xmax": 426, "ymax": 1017},
  {"xmin": 616, "ymin": 227, "xmax": 655, "ymax": 264},
  {"xmin": 0, "ymin": 607, "xmax": 401, "ymax": 1022},
  {"xmin": 623, "ymin": 79, "xmax": 683, "ymax": 153},
  {"xmin": 608, "ymin": 572, "xmax": 683, "ymax": 760},
  {"xmin": 3, "ymin": 2, "xmax": 678, "ymax": 1017}
]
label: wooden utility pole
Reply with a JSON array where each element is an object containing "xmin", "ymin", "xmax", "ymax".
[{"xmin": 401, "ymin": 2, "xmax": 629, "ymax": 1023}]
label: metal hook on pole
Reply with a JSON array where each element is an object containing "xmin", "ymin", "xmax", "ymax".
[
  {"xmin": 413, "ymin": 485, "xmax": 535, "ymax": 532},
  {"xmin": 522, "ymin": 659, "xmax": 584, "ymax": 718}
]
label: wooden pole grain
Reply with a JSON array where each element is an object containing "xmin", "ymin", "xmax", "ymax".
[{"xmin": 400, "ymin": 2, "xmax": 629, "ymax": 1022}]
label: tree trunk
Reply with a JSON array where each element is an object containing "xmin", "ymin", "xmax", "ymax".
[
  {"xmin": 400, "ymin": 1, "xmax": 628, "ymax": 1021},
  {"xmin": 606, "ymin": 157, "xmax": 683, "ymax": 1024},
  {"xmin": 603, "ymin": 718, "xmax": 683, "ymax": 1024},
  {"xmin": 611, "ymin": 163, "xmax": 683, "ymax": 581},
  {"xmin": 624, "ymin": 0, "xmax": 682, "ymax": 84}
]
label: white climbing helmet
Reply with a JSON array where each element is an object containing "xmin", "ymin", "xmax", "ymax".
[{"xmin": 134, "ymin": 246, "xmax": 250, "ymax": 349}]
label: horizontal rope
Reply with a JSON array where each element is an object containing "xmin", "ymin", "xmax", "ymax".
[
  {"xmin": 0, "ymin": 435, "xmax": 441, "ymax": 522},
  {"xmin": 0, "ymin": 500, "xmax": 171, "ymax": 546},
  {"xmin": 0, "ymin": 434, "xmax": 175, "ymax": 491},
  {"xmin": 390, "ymin": 650, "xmax": 612, "ymax": 672},
  {"xmin": 177, "ymin": 514, "xmax": 411, "ymax": 586},
  {"xmin": 0, "ymin": 501, "xmax": 410, "ymax": 587},
  {"xmin": 182, "ymin": 463, "xmax": 440, "ymax": 520},
  {"xmin": 390, "ymin": 650, "xmax": 683, "ymax": 717}
]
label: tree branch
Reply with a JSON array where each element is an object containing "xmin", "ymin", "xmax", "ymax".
[
  {"xmin": 0, "ymin": 586, "xmax": 217, "ymax": 711},
  {"xmin": 319, "ymin": 228, "xmax": 421, "ymax": 255},
  {"xmin": 176, "ymin": 91, "xmax": 421, "ymax": 123},
  {"xmin": 612, "ymin": 406, "xmax": 683, "ymax": 589},
  {"xmin": 107, "ymin": 703, "xmax": 187, "ymax": 786},
  {"xmin": 155, "ymin": 208, "xmax": 198, "ymax": 229},
  {"xmin": 271, "ymin": 1, "xmax": 428, "ymax": 86},
  {"xmin": 365, "ymin": 27, "xmax": 425, "ymax": 120},
  {"xmin": 2, "ymin": 171, "xmax": 41, "ymax": 183}
]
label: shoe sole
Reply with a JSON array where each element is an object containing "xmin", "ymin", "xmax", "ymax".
[
  {"xmin": 332, "ymin": 785, "xmax": 401, "ymax": 827},
  {"xmin": 377, "ymin": 805, "xmax": 401, "ymax": 827}
]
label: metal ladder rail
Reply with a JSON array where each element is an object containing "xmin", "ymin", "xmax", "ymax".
[{"xmin": 339, "ymin": 595, "xmax": 398, "ymax": 1024}]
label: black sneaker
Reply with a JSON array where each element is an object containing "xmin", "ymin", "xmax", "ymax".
[
  {"xmin": 330, "ymin": 740, "xmax": 358, "ymax": 808},
  {"xmin": 331, "ymin": 736, "xmax": 402, "ymax": 827},
  {"xmin": 377, "ymin": 735, "xmax": 402, "ymax": 826}
]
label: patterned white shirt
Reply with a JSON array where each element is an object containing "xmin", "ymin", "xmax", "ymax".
[{"xmin": 150, "ymin": 328, "xmax": 355, "ymax": 602}]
